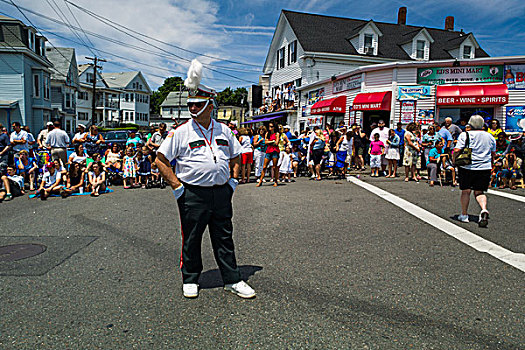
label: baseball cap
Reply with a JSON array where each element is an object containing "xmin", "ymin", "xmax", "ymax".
[{"xmin": 46, "ymin": 122, "xmax": 53, "ymax": 126}]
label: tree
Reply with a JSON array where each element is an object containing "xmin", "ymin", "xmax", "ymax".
[
  {"xmin": 150, "ymin": 76, "xmax": 184, "ymax": 114},
  {"xmin": 216, "ymin": 87, "xmax": 248, "ymax": 107}
]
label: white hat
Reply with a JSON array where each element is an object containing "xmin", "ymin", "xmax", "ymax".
[
  {"xmin": 46, "ymin": 122, "xmax": 53, "ymax": 126},
  {"xmin": 78, "ymin": 123, "xmax": 86, "ymax": 128},
  {"xmin": 284, "ymin": 125, "xmax": 291, "ymax": 129},
  {"xmin": 184, "ymin": 59, "xmax": 216, "ymax": 103}
]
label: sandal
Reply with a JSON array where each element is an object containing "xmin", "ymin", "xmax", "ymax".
[
  {"xmin": 5, "ymin": 193, "xmax": 13, "ymax": 201},
  {"xmin": 404, "ymin": 178, "xmax": 409, "ymax": 182}
]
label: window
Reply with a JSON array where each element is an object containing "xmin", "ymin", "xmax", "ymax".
[
  {"xmin": 43, "ymin": 76, "xmax": 50, "ymax": 100},
  {"xmin": 131, "ymin": 93, "xmax": 134, "ymax": 102},
  {"xmin": 364, "ymin": 34, "xmax": 373, "ymax": 48},
  {"xmin": 33, "ymin": 74, "xmax": 40, "ymax": 98},
  {"xmin": 78, "ymin": 112, "xmax": 88, "ymax": 120},
  {"xmin": 416, "ymin": 40, "xmax": 426, "ymax": 59},
  {"xmin": 130, "ymin": 112, "xmax": 134, "ymax": 120},
  {"xmin": 277, "ymin": 47, "xmax": 285, "ymax": 69},
  {"xmin": 125, "ymin": 111, "xmax": 129, "ymax": 121},
  {"xmin": 125, "ymin": 93, "xmax": 129, "ymax": 102},
  {"xmin": 28, "ymin": 30, "xmax": 35, "ymax": 50},
  {"xmin": 288, "ymin": 40, "xmax": 297, "ymax": 65},
  {"xmin": 65, "ymin": 92, "xmax": 71, "ymax": 108},
  {"xmin": 86, "ymin": 73, "xmax": 94, "ymax": 83},
  {"xmin": 463, "ymin": 45, "xmax": 472, "ymax": 59}
]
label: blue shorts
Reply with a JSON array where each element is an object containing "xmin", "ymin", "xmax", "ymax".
[{"xmin": 265, "ymin": 151, "xmax": 279, "ymax": 160}]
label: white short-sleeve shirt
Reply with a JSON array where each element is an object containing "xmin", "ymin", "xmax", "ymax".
[
  {"xmin": 10, "ymin": 130, "xmax": 29, "ymax": 152},
  {"xmin": 158, "ymin": 119, "xmax": 242, "ymax": 186},
  {"xmin": 455, "ymin": 130, "xmax": 496, "ymax": 170}
]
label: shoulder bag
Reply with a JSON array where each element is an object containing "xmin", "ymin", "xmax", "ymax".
[{"xmin": 455, "ymin": 132, "xmax": 472, "ymax": 166}]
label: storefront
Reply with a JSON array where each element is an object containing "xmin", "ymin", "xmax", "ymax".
[
  {"xmin": 352, "ymin": 91, "xmax": 392, "ymax": 134},
  {"xmin": 309, "ymin": 95, "xmax": 347, "ymax": 128},
  {"xmin": 435, "ymin": 84, "xmax": 509, "ymax": 125}
]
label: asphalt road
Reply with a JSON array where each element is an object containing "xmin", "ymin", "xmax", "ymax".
[{"xmin": 0, "ymin": 175, "xmax": 523, "ymax": 349}]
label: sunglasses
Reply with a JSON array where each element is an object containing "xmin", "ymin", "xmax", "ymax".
[{"xmin": 187, "ymin": 102, "xmax": 207, "ymax": 108}]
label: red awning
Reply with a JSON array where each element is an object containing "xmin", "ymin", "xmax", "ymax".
[
  {"xmin": 310, "ymin": 96, "xmax": 346, "ymax": 115},
  {"xmin": 352, "ymin": 91, "xmax": 392, "ymax": 111},
  {"xmin": 436, "ymin": 84, "xmax": 508, "ymax": 105}
]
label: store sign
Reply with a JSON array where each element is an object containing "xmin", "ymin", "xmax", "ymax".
[
  {"xmin": 353, "ymin": 102, "xmax": 382, "ymax": 110},
  {"xmin": 417, "ymin": 109, "xmax": 435, "ymax": 125},
  {"xmin": 504, "ymin": 65, "xmax": 525, "ymax": 90},
  {"xmin": 505, "ymin": 106, "xmax": 525, "ymax": 132},
  {"xmin": 417, "ymin": 65, "xmax": 504, "ymax": 85},
  {"xmin": 307, "ymin": 88, "xmax": 324, "ymax": 105},
  {"xmin": 437, "ymin": 95, "xmax": 508, "ymax": 105},
  {"xmin": 397, "ymin": 85, "xmax": 431, "ymax": 100},
  {"xmin": 333, "ymin": 75, "xmax": 361, "ymax": 93},
  {"xmin": 307, "ymin": 116, "xmax": 324, "ymax": 126},
  {"xmin": 400, "ymin": 100, "xmax": 416, "ymax": 124}
]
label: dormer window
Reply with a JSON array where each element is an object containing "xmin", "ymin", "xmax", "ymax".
[
  {"xmin": 463, "ymin": 45, "xmax": 472, "ymax": 59},
  {"xmin": 28, "ymin": 30, "xmax": 35, "ymax": 50},
  {"xmin": 364, "ymin": 34, "xmax": 373, "ymax": 50},
  {"xmin": 416, "ymin": 40, "xmax": 426, "ymax": 59}
]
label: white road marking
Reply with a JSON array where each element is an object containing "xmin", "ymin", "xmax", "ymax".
[
  {"xmin": 487, "ymin": 189, "xmax": 525, "ymax": 203},
  {"xmin": 348, "ymin": 177, "xmax": 525, "ymax": 273}
]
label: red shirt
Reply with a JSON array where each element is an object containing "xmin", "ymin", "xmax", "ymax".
[{"xmin": 265, "ymin": 133, "xmax": 279, "ymax": 153}]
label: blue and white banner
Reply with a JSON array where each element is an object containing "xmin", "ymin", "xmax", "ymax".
[
  {"xmin": 505, "ymin": 106, "xmax": 525, "ymax": 132},
  {"xmin": 398, "ymin": 85, "xmax": 432, "ymax": 100}
]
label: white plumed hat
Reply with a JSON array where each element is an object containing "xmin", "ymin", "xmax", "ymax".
[{"xmin": 184, "ymin": 59, "xmax": 216, "ymax": 103}]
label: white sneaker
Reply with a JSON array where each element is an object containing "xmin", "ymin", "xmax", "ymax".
[
  {"xmin": 457, "ymin": 214, "xmax": 469, "ymax": 223},
  {"xmin": 224, "ymin": 280, "xmax": 256, "ymax": 299},
  {"xmin": 182, "ymin": 283, "xmax": 199, "ymax": 298},
  {"xmin": 478, "ymin": 210, "xmax": 489, "ymax": 228}
]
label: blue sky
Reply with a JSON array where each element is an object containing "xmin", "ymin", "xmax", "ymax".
[{"xmin": 1, "ymin": 0, "xmax": 524, "ymax": 91}]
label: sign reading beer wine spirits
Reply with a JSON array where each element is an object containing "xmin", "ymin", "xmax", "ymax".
[
  {"xmin": 400, "ymin": 100, "xmax": 416, "ymax": 124},
  {"xmin": 505, "ymin": 106, "xmax": 525, "ymax": 132},
  {"xmin": 504, "ymin": 65, "xmax": 525, "ymax": 90},
  {"xmin": 333, "ymin": 75, "xmax": 362, "ymax": 93},
  {"xmin": 397, "ymin": 86, "xmax": 431, "ymax": 100},
  {"xmin": 417, "ymin": 65, "xmax": 504, "ymax": 85}
]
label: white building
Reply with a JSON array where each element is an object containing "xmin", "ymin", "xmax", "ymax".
[{"xmin": 159, "ymin": 91, "xmax": 190, "ymax": 126}]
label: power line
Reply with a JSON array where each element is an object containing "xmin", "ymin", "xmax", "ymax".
[
  {"xmin": 64, "ymin": 0, "xmax": 263, "ymax": 68},
  {"xmin": 0, "ymin": 53, "xmax": 21, "ymax": 74},
  {"xmin": 62, "ymin": 0, "xmax": 99, "ymax": 56}
]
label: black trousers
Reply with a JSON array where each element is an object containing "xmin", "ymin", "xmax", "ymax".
[{"xmin": 177, "ymin": 183, "xmax": 241, "ymax": 285}]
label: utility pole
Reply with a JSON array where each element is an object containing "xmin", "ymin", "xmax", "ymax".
[
  {"xmin": 86, "ymin": 56, "xmax": 107, "ymax": 127},
  {"xmin": 177, "ymin": 82, "xmax": 181, "ymax": 124}
]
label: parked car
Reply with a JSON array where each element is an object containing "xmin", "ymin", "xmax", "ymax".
[{"xmin": 102, "ymin": 130, "xmax": 129, "ymax": 149}]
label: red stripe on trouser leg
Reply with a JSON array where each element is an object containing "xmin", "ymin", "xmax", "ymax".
[{"xmin": 179, "ymin": 223, "xmax": 184, "ymax": 269}]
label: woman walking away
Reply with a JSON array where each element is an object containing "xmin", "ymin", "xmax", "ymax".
[
  {"xmin": 257, "ymin": 123, "xmax": 280, "ymax": 187},
  {"xmin": 385, "ymin": 129, "xmax": 400, "ymax": 178},
  {"xmin": 368, "ymin": 133, "xmax": 385, "ymax": 177},
  {"xmin": 238, "ymin": 128, "xmax": 253, "ymax": 184},
  {"xmin": 252, "ymin": 126, "xmax": 267, "ymax": 180},
  {"xmin": 454, "ymin": 115, "xmax": 496, "ymax": 227},
  {"xmin": 403, "ymin": 122, "xmax": 421, "ymax": 182}
]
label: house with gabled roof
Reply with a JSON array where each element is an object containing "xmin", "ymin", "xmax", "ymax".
[
  {"xmin": 262, "ymin": 8, "xmax": 489, "ymax": 113},
  {"xmin": 101, "ymin": 71, "xmax": 151, "ymax": 127},
  {"xmin": 0, "ymin": 14, "xmax": 52, "ymax": 133},
  {"xmin": 45, "ymin": 47, "xmax": 79, "ymax": 134}
]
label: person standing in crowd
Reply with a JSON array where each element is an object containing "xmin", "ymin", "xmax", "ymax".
[
  {"xmin": 444, "ymin": 117, "xmax": 462, "ymax": 141},
  {"xmin": 82, "ymin": 125, "xmax": 105, "ymax": 157},
  {"xmin": 352, "ymin": 124, "xmax": 367, "ymax": 171},
  {"xmin": 257, "ymin": 122, "xmax": 280, "ymax": 187},
  {"xmin": 369, "ymin": 120, "xmax": 389, "ymax": 175},
  {"xmin": 403, "ymin": 122, "xmax": 421, "ymax": 182},
  {"xmin": 126, "ymin": 130, "xmax": 143, "ymax": 149},
  {"xmin": 278, "ymin": 146, "xmax": 293, "ymax": 182},
  {"xmin": 394, "ymin": 122, "xmax": 406, "ymax": 167},
  {"xmin": 137, "ymin": 146, "xmax": 153, "ymax": 188},
  {"xmin": 426, "ymin": 140, "xmax": 444, "ymax": 187},
  {"xmin": 508, "ymin": 131, "xmax": 525, "ymax": 176},
  {"xmin": 45, "ymin": 120, "xmax": 70, "ymax": 166},
  {"xmin": 453, "ymin": 115, "xmax": 496, "ymax": 227},
  {"xmin": 0, "ymin": 123, "xmax": 10, "ymax": 175},
  {"xmin": 487, "ymin": 119, "xmax": 503, "ymax": 138},
  {"xmin": 147, "ymin": 123, "xmax": 168, "ymax": 154},
  {"xmin": 368, "ymin": 133, "xmax": 385, "ymax": 177},
  {"xmin": 252, "ymin": 125, "xmax": 267, "ymax": 181},
  {"xmin": 291, "ymin": 143, "xmax": 304, "ymax": 177},
  {"xmin": 335, "ymin": 128, "xmax": 351, "ymax": 179},
  {"xmin": 37, "ymin": 122, "xmax": 54, "ymax": 149},
  {"xmin": 238, "ymin": 127, "xmax": 253, "ymax": 184},
  {"xmin": 311, "ymin": 129, "xmax": 326, "ymax": 181},
  {"xmin": 23, "ymin": 126, "xmax": 36, "ymax": 157},
  {"xmin": 385, "ymin": 129, "xmax": 400, "ymax": 178},
  {"xmin": 434, "ymin": 122, "xmax": 453, "ymax": 150},
  {"xmin": 155, "ymin": 59, "xmax": 255, "ymax": 299},
  {"xmin": 10, "ymin": 122, "xmax": 29, "ymax": 159},
  {"xmin": 122, "ymin": 146, "xmax": 137, "ymax": 189},
  {"xmin": 72, "ymin": 124, "xmax": 87, "ymax": 145}
]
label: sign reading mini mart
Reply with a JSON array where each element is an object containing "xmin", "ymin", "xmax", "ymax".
[
  {"xmin": 397, "ymin": 85, "xmax": 432, "ymax": 100},
  {"xmin": 417, "ymin": 65, "xmax": 503, "ymax": 85},
  {"xmin": 333, "ymin": 75, "xmax": 361, "ymax": 93},
  {"xmin": 505, "ymin": 106, "xmax": 525, "ymax": 132}
]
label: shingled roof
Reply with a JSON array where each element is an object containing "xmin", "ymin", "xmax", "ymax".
[
  {"xmin": 282, "ymin": 10, "xmax": 489, "ymax": 60},
  {"xmin": 45, "ymin": 47, "xmax": 77, "ymax": 83}
]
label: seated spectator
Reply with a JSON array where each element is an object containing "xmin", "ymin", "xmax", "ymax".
[
  {"xmin": 488, "ymin": 119, "xmax": 503, "ymax": 138},
  {"xmin": 499, "ymin": 152, "xmax": 522, "ymax": 190},
  {"xmin": 15, "ymin": 150, "xmax": 37, "ymax": 191},
  {"xmin": 52, "ymin": 159, "xmax": 67, "ymax": 183},
  {"xmin": 60, "ymin": 162, "xmax": 85, "ymax": 198},
  {"xmin": 0, "ymin": 165, "xmax": 25, "ymax": 202},
  {"xmin": 104, "ymin": 143, "xmax": 123, "ymax": 171},
  {"xmin": 291, "ymin": 144, "xmax": 304, "ymax": 178},
  {"xmin": 426, "ymin": 140, "xmax": 445, "ymax": 187},
  {"xmin": 126, "ymin": 130, "xmax": 142, "ymax": 149},
  {"xmin": 441, "ymin": 148, "xmax": 458, "ymax": 186},
  {"xmin": 86, "ymin": 152, "xmax": 104, "ymax": 173},
  {"xmin": 37, "ymin": 162, "xmax": 62, "ymax": 200},
  {"xmin": 69, "ymin": 143, "xmax": 89, "ymax": 165},
  {"xmin": 88, "ymin": 161, "xmax": 106, "ymax": 197}
]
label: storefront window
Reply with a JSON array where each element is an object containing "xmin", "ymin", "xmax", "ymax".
[{"xmin": 438, "ymin": 107, "xmax": 494, "ymax": 125}]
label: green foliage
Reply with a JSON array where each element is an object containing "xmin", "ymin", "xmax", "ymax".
[
  {"xmin": 216, "ymin": 87, "xmax": 248, "ymax": 107},
  {"xmin": 150, "ymin": 77, "xmax": 184, "ymax": 114}
]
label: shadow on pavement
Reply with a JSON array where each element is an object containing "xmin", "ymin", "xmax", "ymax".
[{"xmin": 199, "ymin": 265, "xmax": 262, "ymax": 289}]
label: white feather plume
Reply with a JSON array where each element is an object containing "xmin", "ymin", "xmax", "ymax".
[{"xmin": 184, "ymin": 59, "xmax": 203, "ymax": 90}]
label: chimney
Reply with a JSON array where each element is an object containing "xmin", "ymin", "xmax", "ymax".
[
  {"xmin": 397, "ymin": 7, "xmax": 407, "ymax": 25},
  {"xmin": 445, "ymin": 16, "xmax": 454, "ymax": 31}
]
